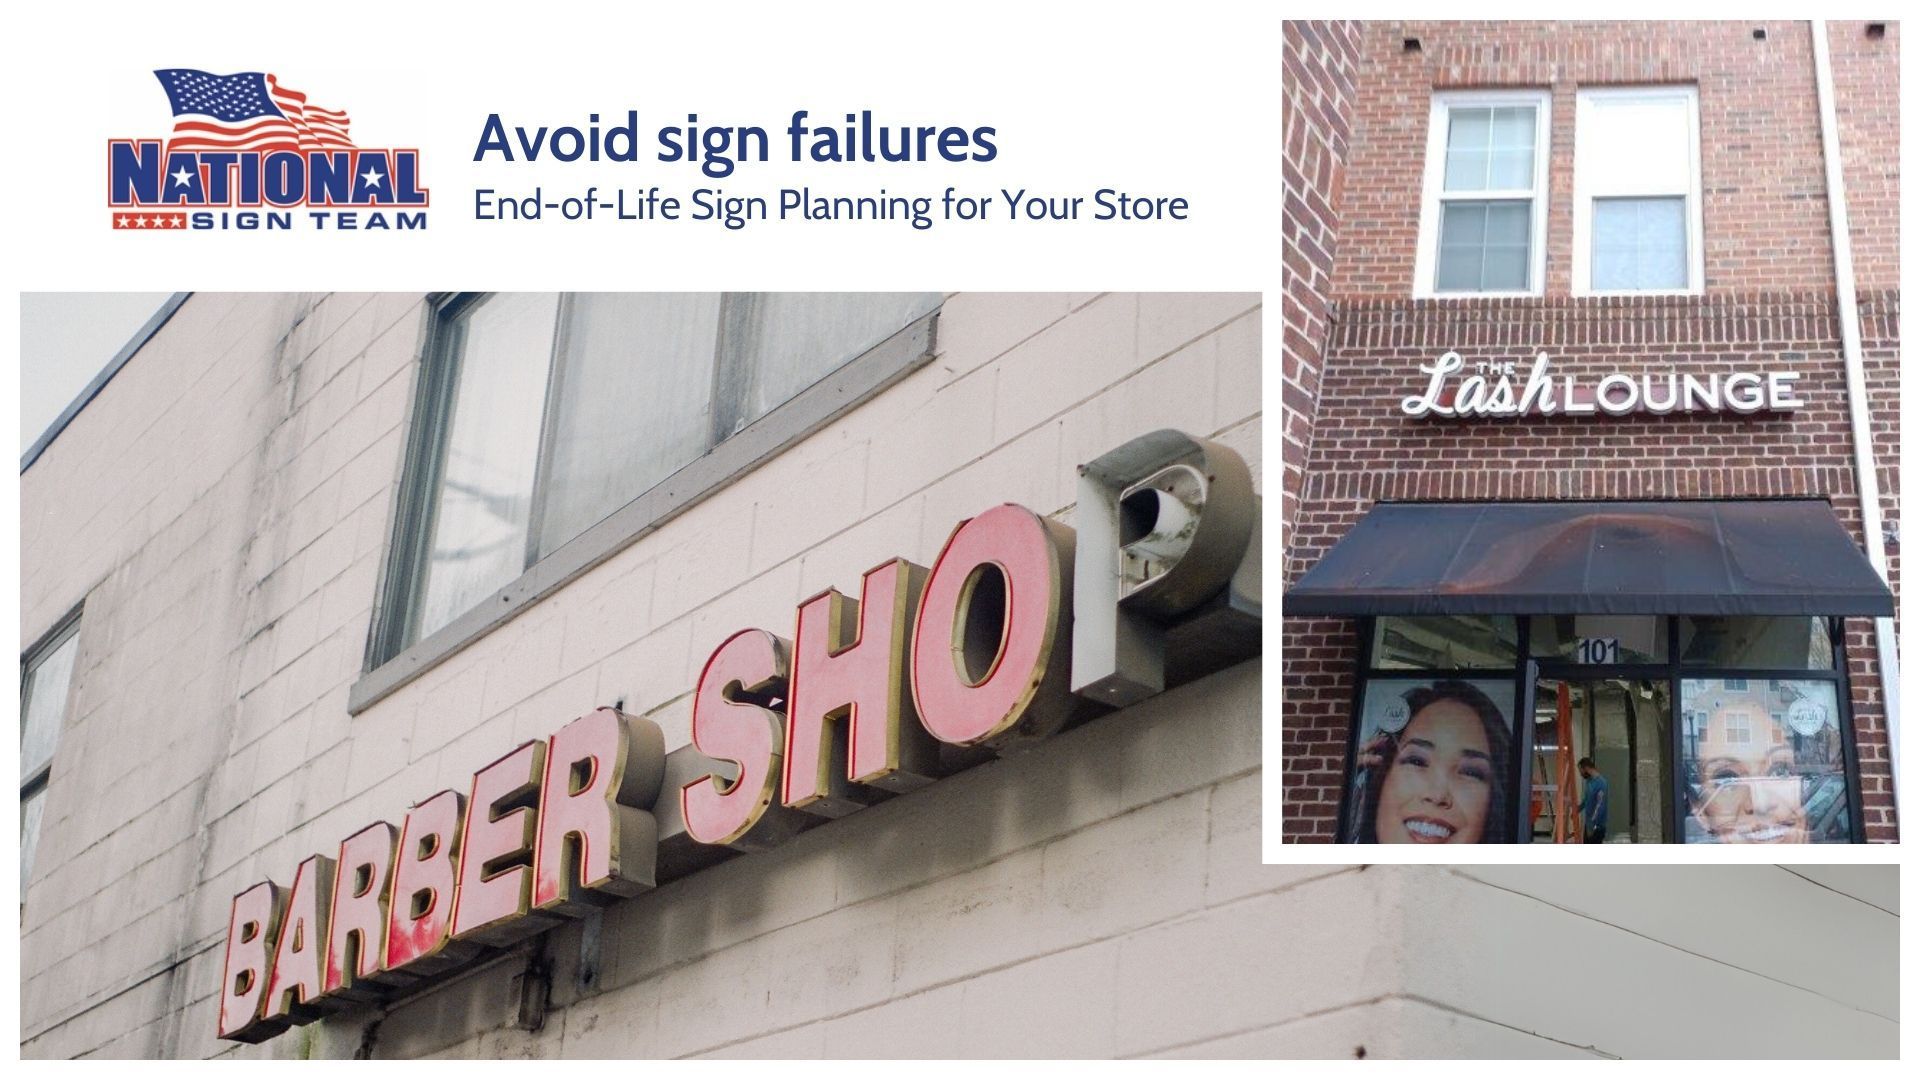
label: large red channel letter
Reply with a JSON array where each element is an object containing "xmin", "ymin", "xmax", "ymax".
[
  {"xmin": 450, "ymin": 741, "xmax": 560, "ymax": 946},
  {"xmin": 323, "ymin": 821, "xmax": 400, "ymax": 1001},
  {"xmin": 384, "ymin": 790, "xmax": 476, "ymax": 976},
  {"xmin": 261, "ymin": 854, "xmax": 336, "ymax": 1027},
  {"xmin": 913, "ymin": 504, "xmax": 1077, "ymax": 748},
  {"xmin": 217, "ymin": 880, "xmax": 288, "ymax": 1042},
  {"xmin": 783, "ymin": 559, "xmax": 937, "ymax": 815},
  {"xmin": 685, "ymin": 629, "xmax": 806, "ymax": 849}
]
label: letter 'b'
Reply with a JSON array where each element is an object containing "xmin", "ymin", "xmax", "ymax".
[{"xmin": 218, "ymin": 881, "xmax": 288, "ymax": 1043}]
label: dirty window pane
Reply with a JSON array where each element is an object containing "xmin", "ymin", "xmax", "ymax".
[
  {"xmin": 1371, "ymin": 616, "xmax": 1520, "ymax": 670},
  {"xmin": 1678, "ymin": 617, "xmax": 1833, "ymax": 669},
  {"xmin": 535, "ymin": 294, "xmax": 723, "ymax": 556},
  {"xmin": 21, "ymin": 630, "xmax": 78, "ymax": 783},
  {"xmin": 389, "ymin": 292, "xmax": 941, "ymax": 661},
  {"xmin": 21, "ymin": 787, "xmax": 46, "ymax": 894},
  {"xmin": 415, "ymin": 293, "xmax": 558, "ymax": 640},
  {"xmin": 713, "ymin": 293, "xmax": 941, "ymax": 439}
]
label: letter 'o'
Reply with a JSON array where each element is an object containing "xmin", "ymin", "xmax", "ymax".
[{"xmin": 912, "ymin": 503, "xmax": 1076, "ymax": 746}]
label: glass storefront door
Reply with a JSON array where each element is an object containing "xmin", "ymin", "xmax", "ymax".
[{"xmin": 1529, "ymin": 674, "xmax": 1673, "ymax": 843}]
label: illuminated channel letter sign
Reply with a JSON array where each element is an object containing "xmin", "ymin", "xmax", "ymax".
[
  {"xmin": 1401, "ymin": 352, "xmax": 1806, "ymax": 419},
  {"xmin": 216, "ymin": 430, "xmax": 1261, "ymax": 1042}
]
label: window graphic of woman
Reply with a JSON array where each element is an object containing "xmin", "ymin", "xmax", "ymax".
[
  {"xmin": 1353, "ymin": 680, "xmax": 1513, "ymax": 844},
  {"xmin": 1687, "ymin": 702, "xmax": 1811, "ymax": 844}
]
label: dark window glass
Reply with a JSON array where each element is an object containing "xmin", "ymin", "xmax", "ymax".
[
  {"xmin": 1678, "ymin": 617, "xmax": 1833, "ymax": 669},
  {"xmin": 1371, "ymin": 615, "xmax": 1520, "ymax": 670},
  {"xmin": 1528, "ymin": 615, "xmax": 1667, "ymax": 665}
]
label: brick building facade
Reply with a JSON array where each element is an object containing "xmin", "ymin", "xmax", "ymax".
[
  {"xmin": 1280, "ymin": 20, "xmax": 1362, "ymax": 542},
  {"xmin": 1280, "ymin": 21, "xmax": 1900, "ymax": 844}
]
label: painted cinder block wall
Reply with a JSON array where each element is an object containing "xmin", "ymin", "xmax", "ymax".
[
  {"xmin": 18, "ymin": 291, "xmax": 1264, "ymax": 1058},
  {"xmin": 1279, "ymin": 21, "xmax": 1901, "ymax": 842}
]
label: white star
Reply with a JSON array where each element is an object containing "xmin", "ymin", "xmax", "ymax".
[
  {"xmin": 116, "ymin": 215, "xmax": 130, "ymax": 227},
  {"xmin": 135, "ymin": 216, "xmax": 149, "ymax": 228},
  {"xmin": 171, "ymin": 166, "xmax": 194, "ymax": 187},
  {"xmin": 360, "ymin": 166, "xmax": 384, "ymax": 188}
]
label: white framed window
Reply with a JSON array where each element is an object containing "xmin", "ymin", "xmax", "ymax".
[
  {"xmin": 1414, "ymin": 89, "xmax": 1552, "ymax": 298},
  {"xmin": 1573, "ymin": 85, "xmax": 1704, "ymax": 295},
  {"xmin": 1722, "ymin": 710, "xmax": 1753, "ymax": 747}
]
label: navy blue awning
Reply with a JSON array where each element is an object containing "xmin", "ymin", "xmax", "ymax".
[{"xmin": 1284, "ymin": 499, "xmax": 1893, "ymax": 617}]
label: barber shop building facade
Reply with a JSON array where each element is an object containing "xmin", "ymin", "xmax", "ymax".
[
  {"xmin": 20, "ymin": 291, "xmax": 1281, "ymax": 1058},
  {"xmin": 1280, "ymin": 20, "xmax": 1900, "ymax": 844}
]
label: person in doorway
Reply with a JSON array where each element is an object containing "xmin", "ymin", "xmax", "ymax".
[
  {"xmin": 1354, "ymin": 680, "xmax": 1513, "ymax": 844},
  {"xmin": 1579, "ymin": 757, "xmax": 1610, "ymax": 844}
]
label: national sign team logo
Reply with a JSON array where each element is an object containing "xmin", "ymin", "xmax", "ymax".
[{"xmin": 109, "ymin": 70, "xmax": 428, "ymax": 232}]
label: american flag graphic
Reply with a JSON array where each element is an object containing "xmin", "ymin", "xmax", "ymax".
[{"xmin": 154, "ymin": 69, "xmax": 354, "ymax": 152}]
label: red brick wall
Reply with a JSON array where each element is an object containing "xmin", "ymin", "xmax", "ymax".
[
  {"xmin": 1281, "ymin": 21, "xmax": 1900, "ymax": 844},
  {"xmin": 1860, "ymin": 292, "xmax": 1899, "ymax": 610},
  {"xmin": 1831, "ymin": 24, "xmax": 1900, "ymax": 625},
  {"xmin": 1830, "ymin": 21, "xmax": 1899, "ymax": 292},
  {"xmin": 1333, "ymin": 21, "xmax": 1837, "ymax": 299},
  {"xmin": 1281, "ymin": 20, "xmax": 1362, "ymax": 543}
]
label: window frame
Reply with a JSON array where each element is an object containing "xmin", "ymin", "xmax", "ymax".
[
  {"xmin": 1571, "ymin": 84, "xmax": 1705, "ymax": 297},
  {"xmin": 1721, "ymin": 710, "xmax": 1753, "ymax": 746},
  {"xmin": 353, "ymin": 293, "xmax": 941, "ymax": 714},
  {"xmin": 369, "ymin": 292, "xmax": 566, "ymax": 665},
  {"xmin": 1413, "ymin": 88, "xmax": 1554, "ymax": 300},
  {"xmin": 21, "ymin": 606, "xmax": 83, "ymax": 900}
]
